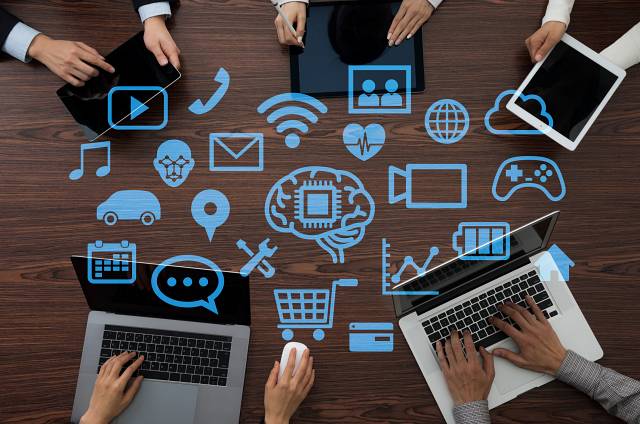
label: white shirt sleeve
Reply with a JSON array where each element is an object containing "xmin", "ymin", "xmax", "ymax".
[
  {"xmin": 138, "ymin": 2, "xmax": 172, "ymax": 23},
  {"xmin": 427, "ymin": 0, "xmax": 444, "ymax": 9},
  {"xmin": 542, "ymin": 0, "xmax": 575, "ymax": 27},
  {"xmin": 601, "ymin": 22, "xmax": 640, "ymax": 70},
  {"xmin": 1, "ymin": 21, "xmax": 41, "ymax": 63},
  {"xmin": 277, "ymin": 0, "xmax": 308, "ymax": 5}
]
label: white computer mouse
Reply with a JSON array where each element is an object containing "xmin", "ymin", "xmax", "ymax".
[{"xmin": 278, "ymin": 342, "xmax": 308, "ymax": 380}]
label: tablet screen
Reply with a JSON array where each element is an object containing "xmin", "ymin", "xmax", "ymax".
[
  {"xmin": 290, "ymin": 0, "xmax": 424, "ymax": 96},
  {"xmin": 515, "ymin": 40, "xmax": 618, "ymax": 143}
]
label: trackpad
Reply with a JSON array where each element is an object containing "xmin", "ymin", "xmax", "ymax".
[
  {"xmin": 115, "ymin": 380, "xmax": 197, "ymax": 424},
  {"xmin": 491, "ymin": 339, "xmax": 541, "ymax": 395}
]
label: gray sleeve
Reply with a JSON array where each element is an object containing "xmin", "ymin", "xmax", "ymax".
[
  {"xmin": 557, "ymin": 350, "xmax": 640, "ymax": 422},
  {"xmin": 453, "ymin": 400, "xmax": 491, "ymax": 424}
]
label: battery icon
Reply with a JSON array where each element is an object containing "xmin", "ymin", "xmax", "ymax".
[{"xmin": 452, "ymin": 222, "xmax": 510, "ymax": 261}]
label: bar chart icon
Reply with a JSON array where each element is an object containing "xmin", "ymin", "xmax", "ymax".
[{"xmin": 452, "ymin": 222, "xmax": 510, "ymax": 261}]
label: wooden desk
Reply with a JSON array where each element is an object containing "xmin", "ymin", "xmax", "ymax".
[{"xmin": 1, "ymin": 1, "xmax": 639, "ymax": 422}]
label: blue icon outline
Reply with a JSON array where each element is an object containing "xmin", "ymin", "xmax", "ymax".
[
  {"xmin": 342, "ymin": 123, "xmax": 385, "ymax": 161},
  {"xmin": 349, "ymin": 322, "xmax": 394, "ymax": 352},
  {"xmin": 107, "ymin": 86, "xmax": 168, "ymax": 131},
  {"xmin": 87, "ymin": 240, "xmax": 136, "ymax": 284},
  {"xmin": 236, "ymin": 238, "xmax": 277, "ymax": 278},
  {"xmin": 209, "ymin": 133, "xmax": 264, "ymax": 172},
  {"xmin": 452, "ymin": 222, "xmax": 511, "ymax": 261},
  {"xmin": 274, "ymin": 278, "xmax": 358, "ymax": 341},
  {"xmin": 381, "ymin": 238, "xmax": 440, "ymax": 296},
  {"xmin": 188, "ymin": 67, "xmax": 230, "ymax": 115},
  {"xmin": 97, "ymin": 190, "xmax": 161, "ymax": 226},
  {"xmin": 388, "ymin": 164, "xmax": 468, "ymax": 209},
  {"xmin": 492, "ymin": 156, "xmax": 566, "ymax": 202},
  {"xmin": 348, "ymin": 65, "xmax": 411, "ymax": 114},
  {"xmin": 265, "ymin": 166, "xmax": 375, "ymax": 264},
  {"xmin": 191, "ymin": 189, "xmax": 230, "ymax": 242},
  {"xmin": 425, "ymin": 99, "xmax": 470, "ymax": 144},
  {"xmin": 257, "ymin": 93, "xmax": 328, "ymax": 148},
  {"xmin": 69, "ymin": 141, "xmax": 111, "ymax": 181},
  {"xmin": 484, "ymin": 89, "xmax": 553, "ymax": 135},
  {"xmin": 154, "ymin": 139, "xmax": 195, "ymax": 188},
  {"xmin": 151, "ymin": 255, "xmax": 225, "ymax": 314}
]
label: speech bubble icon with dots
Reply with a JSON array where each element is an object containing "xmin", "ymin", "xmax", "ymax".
[{"xmin": 151, "ymin": 255, "xmax": 224, "ymax": 314}]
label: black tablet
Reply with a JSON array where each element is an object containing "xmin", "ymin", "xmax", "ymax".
[
  {"xmin": 57, "ymin": 31, "xmax": 181, "ymax": 141},
  {"xmin": 290, "ymin": 0, "xmax": 425, "ymax": 97}
]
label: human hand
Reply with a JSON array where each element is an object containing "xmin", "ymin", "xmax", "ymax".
[
  {"xmin": 436, "ymin": 330, "xmax": 495, "ymax": 405},
  {"xmin": 264, "ymin": 348, "xmax": 315, "ymax": 424},
  {"xmin": 80, "ymin": 352, "xmax": 144, "ymax": 424},
  {"xmin": 27, "ymin": 35, "xmax": 114, "ymax": 87},
  {"xmin": 388, "ymin": 0, "xmax": 433, "ymax": 47},
  {"xmin": 274, "ymin": 2, "xmax": 306, "ymax": 47},
  {"xmin": 525, "ymin": 21, "xmax": 566, "ymax": 62},
  {"xmin": 143, "ymin": 16, "xmax": 181, "ymax": 69},
  {"xmin": 489, "ymin": 296, "xmax": 567, "ymax": 375}
]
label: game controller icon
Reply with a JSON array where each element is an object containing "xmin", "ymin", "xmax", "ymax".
[{"xmin": 492, "ymin": 156, "xmax": 566, "ymax": 202}]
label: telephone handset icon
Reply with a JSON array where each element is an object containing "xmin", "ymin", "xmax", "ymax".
[{"xmin": 188, "ymin": 67, "xmax": 230, "ymax": 115}]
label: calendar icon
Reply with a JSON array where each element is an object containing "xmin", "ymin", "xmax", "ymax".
[{"xmin": 87, "ymin": 240, "xmax": 136, "ymax": 284}]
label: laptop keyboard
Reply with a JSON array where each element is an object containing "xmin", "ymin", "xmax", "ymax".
[
  {"xmin": 422, "ymin": 269, "xmax": 558, "ymax": 352},
  {"xmin": 98, "ymin": 325, "xmax": 232, "ymax": 387}
]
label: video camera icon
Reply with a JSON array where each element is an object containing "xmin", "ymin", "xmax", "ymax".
[{"xmin": 107, "ymin": 86, "xmax": 168, "ymax": 130}]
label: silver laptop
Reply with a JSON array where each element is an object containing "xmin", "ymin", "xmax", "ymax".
[
  {"xmin": 70, "ymin": 256, "xmax": 251, "ymax": 424},
  {"xmin": 396, "ymin": 211, "xmax": 602, "ymax": 423}
]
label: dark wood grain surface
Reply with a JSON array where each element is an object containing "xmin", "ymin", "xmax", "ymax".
[{"xmin": 1, "ymin": 1, "xmax": 639, "ymax": 423}]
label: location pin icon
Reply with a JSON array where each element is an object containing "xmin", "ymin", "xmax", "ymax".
[{"xmin": 191, "ymin": 189, "xmax": 230, "ymax": 243}]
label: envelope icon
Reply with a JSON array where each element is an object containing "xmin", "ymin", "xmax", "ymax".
[{"xmin": 209, "ymin": 132, "xmax": 264, "ymax": 172}]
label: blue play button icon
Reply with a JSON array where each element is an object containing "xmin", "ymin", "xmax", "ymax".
[
  {"xmin": 107, "ymin": 86, "xmax": 169, "ymax": 131},
  {"xmin": 130, "ymin": 96, "xmax": 150, "ymax": 120}
]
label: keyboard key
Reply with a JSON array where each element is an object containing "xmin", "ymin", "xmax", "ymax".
[
  {"xmin": 496, "ymin": 292, "xmax": 505, "ymax": 301},
  {"xmin": 170, "ymin": 373, "xmax": 180, "ymax": 381},
  {"xmin": 432, "ymin": 321, "xmax": 442, "ymax": 331},
  {"xmin": 150, "ymin": 362, "xmax": 159, "ymax": 371},
  {"xmin": 179, "ymin": 338, "xmax": 187, "ymax": 346},
  {"xmin": 538, "ymin": 299, "xmax": 553, "ymax": 310},
  {"xmin": 533, "ymin": 292, "xmax": 549, "ymax": 303},
  {"xmin": 159, "ymin": 363, "xmax": 168, "ymax": 372},
  {"xmin": 209, "ymin": 377, "xmax": 218, "ymax": 386},
  {"xmin": 549, "ymin": 310, "xmax": 558, "ymax": 317},
  {"xmin": 204, "ymin": 367, "xmax": 213, "ymax": 376},
  {"xmin": 152, "ymin": 336, "xmax": 161, "ymax": 344},
  {"xmin": 188, "ymin": 339, "xmax": 196, "ymax": 347},
  {"xmin": 479, "ymin": 300, "xmax": 488, "ymax": 308},
  {"xmin": 102, "ymin": 339, "xmax": 111, "ymax": 348},
  {"xmin": 126, "ymin": 333, "xmax": 134, "ymax": 341},
  {"xmin": 470, "ymin": 323, "xmax": 479, "ymax": 332},
  {"xmin": 206, "ymin": 340, "xmax": 214, "ymax": 349},
  {"xmin": 142, "ymin": 370, "xmax": 169, "ymax": 381},
  {"xmin": 213, "ymin": 368, "xmax": 227, "ymax": 378},
  {"xmin": 463, "ymin": 307, "xmax": 472, "ymax": 315},
  {"xmin": 201, "ymin": 376, "xmax": 209, "ymax": 385},
  {"xmin": 477, "ymin": 330, "xmax": 508, "ymax": 349},
  {"xmin": 441, "ymin": 317, "xmax": 450, "ymax": 326},
  {"xmin": 218, "ymin": 352, "xmax": 230, "ymax": 368},
  {"xmin": 192, "ymin": 375, "xmax": 201, "ymax": 384},
  {"xmin": 169, "ymin": 363, "xmax": 177, "ymax": 373},
  {"xmin": 454, "ymin": 305, "xmax": 463, "ymax": 311},
  {"xmin": 162, "ymin": 336, "xmax": 170, "ymax": 344},
  {"xmin": 180, "ymin": 374, "xmax": 191, "ymax": 383},
  {"xmin": 219, "ymin": 378, "xmax": 227, "ymax": 386},
  {"xmin": 424, "ymin": 325, "xmax": 434, "ymax": 334},
  {"xmin": 455, "ymin": 311, "xmax": 464, "ymax": 320},
  {"xmin": 193, "ymin": 357, "xmax": 201, "ymax": 366},
  {"xmin": 170, "ymin": 337, "xmax": 178, "ymax": 345},
  {"xmin": 100, "ymin": 348, "xmax": 111, "ymax": 357},
  {"xmin": 135, "ymin": 334, "xmax": 143, "ymax": 342},
  {"xmin": 472, "ymin": 313, "xmax": 481, "ymax": 322},
  {"xmin": 488, "ymin": 295, "xmax": 497, "ymax": 304},
  {"xmin": 178, "ymin": 365, "xmax": 186, "ymax": 373},
  {"xmin": 472, "ymin": 304, "xmax": 480, "ymax": 312},
  {"xmin": 174, "ymin": 346, "xmax": 182, "ymax": 355},
  {"xmin": 464, "ymin": 317, "xmax": 473, "ymax": 326},
  {"xmin": 187, "ymin": 365, "xmax": 195, "ymax": 374}
]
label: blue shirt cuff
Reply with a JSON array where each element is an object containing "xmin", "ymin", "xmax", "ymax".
[
  {"xmin": 138, "ymin": 2, "xmax": 172, "ymax": 23},
  {"xmin": 1, "ymin": 22, "xmax": 41, "ymax": 63}
]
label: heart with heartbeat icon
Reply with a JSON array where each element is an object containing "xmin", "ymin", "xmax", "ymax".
[{"xmin": 342, "ymin": 123, "xmax": 386, "ymax": 161}]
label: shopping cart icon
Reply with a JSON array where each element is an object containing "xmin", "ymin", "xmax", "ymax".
[{"xmin": 274, "ymin": 279, "xmax": 358, "ymax": 341}]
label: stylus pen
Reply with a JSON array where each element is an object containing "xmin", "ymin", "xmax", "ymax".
[{"xmin": 272, "ymin": 2, "xmax": 305, "ymax": 48}]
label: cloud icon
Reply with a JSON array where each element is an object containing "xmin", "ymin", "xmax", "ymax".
[{"xmin": 484, "ymin": 89, "xmax": 554, "ymax": 135}]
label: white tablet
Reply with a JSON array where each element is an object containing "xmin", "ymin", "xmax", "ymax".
[{"xmin": 507, "ymin": 34, "xmax": 626, "ymax": 151}]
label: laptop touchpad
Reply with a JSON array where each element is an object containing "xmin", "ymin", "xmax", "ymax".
[
  {"xmin": 115, "ymin": 380, "xmax": 197, "ymax": 424},
  {"xmin": 491, "ymin": 339, "xmax": 541, "ymax": 395}
]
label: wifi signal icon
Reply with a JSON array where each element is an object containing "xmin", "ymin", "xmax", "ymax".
[{"xmin": 257, "ymin": 93, "xmax": 328, "ymax": 148}]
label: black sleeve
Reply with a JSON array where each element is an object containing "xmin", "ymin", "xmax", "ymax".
[
  {"xmin": 0, "ymin": 7, "xmax": 21, "ymax": 47},
  {"xmin": 131, "ymin": 0, "xmax": 179, "ymax": 12}
]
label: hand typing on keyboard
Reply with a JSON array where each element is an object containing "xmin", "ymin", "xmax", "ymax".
[
  {"xmin": 80, "ymin": 351, "xmax": 144, "ymax": 424},
  {"xmin": 489, "ymin": 296, "xmax": 568, "ymax": 375},
  {"xmin": 436, "ymin": 331, "xmax": 495, "ymax": 406}
]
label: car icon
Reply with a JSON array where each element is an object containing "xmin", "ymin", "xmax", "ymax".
[{"xmin": 97, "ymin": 190, "xmax": 161, "ymax": 226}]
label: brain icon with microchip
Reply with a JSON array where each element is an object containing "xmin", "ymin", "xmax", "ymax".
[{"xmin": 265, "ymin": 166, "xmax": 375, "ymax": 263}]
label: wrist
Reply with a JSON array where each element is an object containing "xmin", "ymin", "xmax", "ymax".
[
  {"xmin": 80, "ymin": 409, "xmax": 111, "ymax": 424},
  {"xmin": 264, "ymin": 414, "xmax": 288, "ymax": 424},
  {"xmin": 547, "ymin": 347, "xmax": 568, "ymax": 375},
  {"xmin": 27, "ymin": 33, "xmax": 50, "ymax": 62},
  {"xmin": 144, "ymin": 15, "xmax": 166, "ymax": 29}
]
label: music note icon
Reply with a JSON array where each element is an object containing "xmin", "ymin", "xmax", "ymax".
[{"xmin": 69, "ymin": 141, "xmax": 111, "ymax": 181}]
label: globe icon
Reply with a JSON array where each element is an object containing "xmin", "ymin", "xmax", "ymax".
[{"xmin": 424, "ymin": 99, "xmax": 470, "ymax": 144}]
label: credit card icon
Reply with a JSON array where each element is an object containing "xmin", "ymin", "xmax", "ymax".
[
  {"xmin": 452, "ymin": 221, "xmax": 510, "ymax": 260},
  {"xmin": 348, "ymin": 322, "xmax": 394, "ymax": 352}
]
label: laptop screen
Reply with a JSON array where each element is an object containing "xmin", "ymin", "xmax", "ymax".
[
  {"xmin": 392, "ymin": 211, "xmax": 558, "ymax": 318},
  {"xmin": 71, "ymin": 256, "xmax": 251, "ymax": 326}
]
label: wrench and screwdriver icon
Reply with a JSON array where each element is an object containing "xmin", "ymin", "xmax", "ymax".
[{"xmin": 236, "ymin": 238, "xmax": 278, "ymax": 279}]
